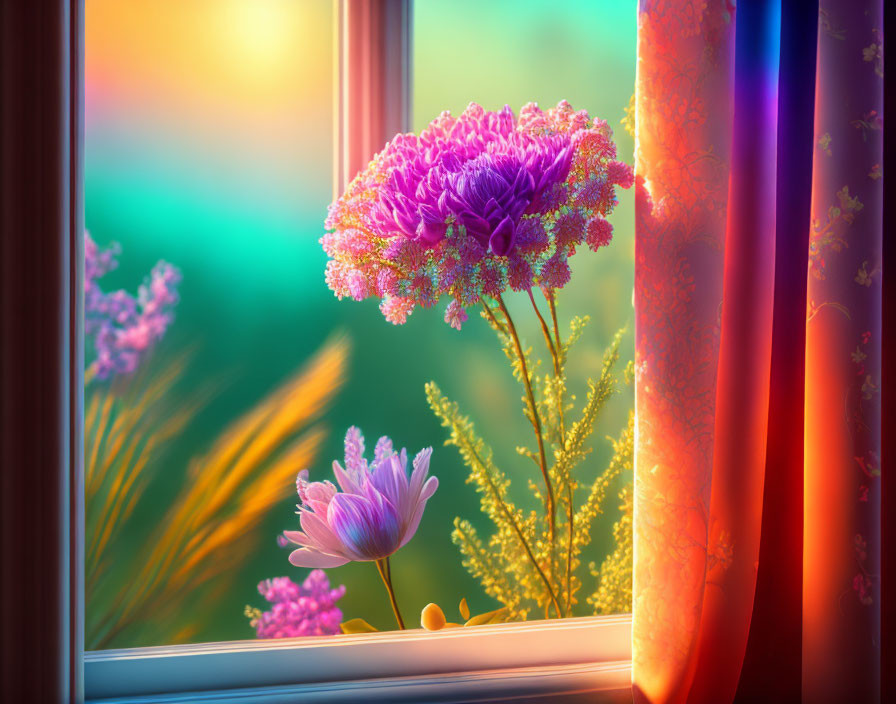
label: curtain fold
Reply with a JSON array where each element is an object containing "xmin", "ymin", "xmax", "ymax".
[
  {"xmin": 802, "ymin": 1, "xmax": 883, "ymax": 700},
  {"xmin": 735, "ymin": 1, "xmax": 818, "ymax": 699},
  {"xmin": 632, "ymin": 1, "xmax": 734, "ymax": 697},
  {"xmin": 686, "ymin": 4, "xmax": 779, "ymax": 701},
  {"xmin": 633, "ymin": 1, "xmax": 883, "ymax": 702}
]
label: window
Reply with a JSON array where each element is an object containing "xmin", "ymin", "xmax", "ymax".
[{"xmin": 83, "ymin": 0, "xmax": 636, "ymax": 700}]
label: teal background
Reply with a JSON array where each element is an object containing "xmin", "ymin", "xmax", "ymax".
[{"xmin": 85, "ymin": 0, "xmax": 636, "ymax": 646}]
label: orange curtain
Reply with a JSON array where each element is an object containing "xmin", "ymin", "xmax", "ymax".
[{"xmin": 632, "ymin": 1, "xmax": 883, "ymax": 702}]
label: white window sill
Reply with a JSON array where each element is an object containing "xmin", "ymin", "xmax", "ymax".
[{"xmin": 85, "ymin": 614, "xmax": 632, "ymax": 703}]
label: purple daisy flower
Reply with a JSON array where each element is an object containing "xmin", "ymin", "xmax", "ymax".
[{"xmin": 284, "ymin": 427, "xmax": 437, "ymax": 568}]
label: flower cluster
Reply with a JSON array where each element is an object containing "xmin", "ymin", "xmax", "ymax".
[
  {"xmin": 85, "ymin": 232, "xmax": 181, "ymax": 379},
  {"xmin": 322, "ymin": 101, "xmax": 632, "ymax": 328},
  {"xmin": 246, "ymin": 571, "xmax": 345, "ymax": 638},
  {"xmin": 283, "ymin": 427, "xmax": 437, "ymax": 567}
]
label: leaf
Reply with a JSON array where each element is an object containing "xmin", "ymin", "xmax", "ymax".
[
  {"xmin": 340, "ymin": 618, "xmax": 378, "ymax": 634},
  {"xmin": 464, "ymin": 607, "xmax": 509, "ymax": 627},
  {"xmin": 459, "ymin": 597, "xmax": 470, "ymax": 621}
]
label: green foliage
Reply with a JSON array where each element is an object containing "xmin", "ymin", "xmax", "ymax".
[
  {"xmin": 589, "ymin": 476, "xmax": 634, "ymax": 615},
  {"xmin": 427, "ymin": 295, "xmax": 633, "ymax": 620}
]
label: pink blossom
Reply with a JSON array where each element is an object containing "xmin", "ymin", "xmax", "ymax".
[
  {"xmin": 283, "ymin": 427, "xmax": 437, "ymax": 567},
  {"xmin": 322, "ymin": 101, "xmax": 631, "ymax": 327},
  {"xmin": 85, "ymin": 232, "xmax": 181, "ymax": 379},
  {"xmin": 248, "ymin": 571, "xmax": 345, "ymax": 638},
  {"xmin": 586, "ymin": 216, "xmax": 614, "ymax": 251}
]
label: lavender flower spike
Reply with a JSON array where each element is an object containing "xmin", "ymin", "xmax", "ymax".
[{"xmin": 284, "ymin": 427, "xmax": 437, "ymax": 568}]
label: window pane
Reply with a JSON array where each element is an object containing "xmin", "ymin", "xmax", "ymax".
[
  {"xmin": 85, "ymin": 0, "xmax": 636, "ymax": 650},
  {"xmin": 84, "ymin": 0, "xmax": 335, "ymax": 648}
]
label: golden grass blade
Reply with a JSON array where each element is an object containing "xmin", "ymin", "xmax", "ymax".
[
  {"xmin": 146, "ymin": 339, "xmax": 346, "ymax": 570},
  {"xmin": 187, "ymin": 338, "xmax": 347, "ymax": 513},
  {"xmin": 165, "ymin": 429, "xmax": 323, "ymax": 591},
  {"xmin": 85, "ymin": 392, "xmax": 116, "ymax": 496},
  {"xmin": 85, "ymin": 354, "xmax": 194, "ymax": 571},
  {"xmin": 85, "ymin": 352, "xmax": 198, "ymax": 636},
  {"xmin": 100, "ymin": 336, "xmax": 348, "ymax": 647}
]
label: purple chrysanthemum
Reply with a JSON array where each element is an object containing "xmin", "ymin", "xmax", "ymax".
[
  {"xmin": 443, "ymin": 138, "xmax": 575, "ymax": 256},
  {"xmin": 322, "ymin": 101, "xmax": 632, "ymax": 328},
  {"xmin": 248, "ymin": 571, "xmax": 345, "ymax": 638},
  {"xmin": 283, "ymin": 427, "xmax": 437, "ymax": 567}
]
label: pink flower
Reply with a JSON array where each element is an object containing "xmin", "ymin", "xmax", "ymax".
[
  {"xmin": 249, "ymin": 571, "xmax": 345, "ymax": 638},
  {"xmin": 284, "ymin": 428, "xmax": 438, "ymax": 567},
  {"xmin": 586, "ymin": 216, "xmax": 614, "ymax": 251},
  {"xmin": 444, "ymin": 300, "xmax": 468, "ymax": 330},
  {"xmin": 322, "ymin": 101, "xmax": 631, "ymax": 328},
  {"xmin": 85, "ymin": 232, "xmax": 181, "ymax": 379}
]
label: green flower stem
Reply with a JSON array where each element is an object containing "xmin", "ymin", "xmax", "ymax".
[
  {"xmin": 480, "ymin": 299, "xmax": 507, "ymax": 334},
  {"xmin": 541, "ymin": 290, "xmax": 567, "ymax": 440},
  {"xmin": 495, "ymin": 294, "xmax": 556, "ymax": 551},
  {"xmin": 461, "ymin": 432, "xmax": 564, "ymax": 619},
  {"xmin": 530, "ymin": 290, "xmax": 575, "ymax": 617},
  {"xmin": 375, "ymin": 556, "xmax": 406, "ymax": 630},
  {"xmin": 544, "ymin": 290, "xmax": 576, "ymax": 617},
  {"xmin": 546, "ymin": 290, "xmax": 563, "ymax": 366},
  {"xmin": 528, "ymin": 289, "xmax": 560, "ymax": 377}
]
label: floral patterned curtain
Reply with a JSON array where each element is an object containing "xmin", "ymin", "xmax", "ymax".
[
  {"xmin": 632, "ymin": 0, "xmax": 883, "ymax": 702},
  {"xmin": 803, "ymin": 2, "xmax": 883, "ymax": 701}
]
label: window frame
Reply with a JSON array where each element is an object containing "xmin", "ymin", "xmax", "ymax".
[
  {"xmin": 85, "ymin": 615, "xmax": 632, "ymax": 702},
  {"xmin": 1, "ymin": 1, "xmax": 634, "ymax": 701}
]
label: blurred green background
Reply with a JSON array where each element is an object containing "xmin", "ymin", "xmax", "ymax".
[{"xmin": 85, "ymin": 0, "xmax": 636, "ymax": 646}]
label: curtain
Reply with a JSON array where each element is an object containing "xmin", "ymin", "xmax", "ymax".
[{"xmin": 632, "ymin": 1, "xmax": 883, "ymax": 702}]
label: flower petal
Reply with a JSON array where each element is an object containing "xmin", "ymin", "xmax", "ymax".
[
  {"xmin": 295, "ymin": 469, "xmax": 310, "ymax": 500},
  {"xmin": 398, "ymin": 488, "xmax": 434, "ymax": 549},
  {"xmin": 370, "ymin": 455, "xmax": 409, "ymax": 517},
  {"xmin": 305, "ymin": 479, "xmax": 337, "ymax": 505},
  {"xmin": 328, "ymin": 492, "xmax": 402, "ymax": 561},
  {"xmin": 282, "ymin": 530, "xmax": 312, "ymax": 546},
  {"xmin": 343, "ymin": 426, "xmax": 367, "ymax": 475},
  {"xmin": 420, "ymin": 475, "xmax": 438, "ymax": 501},
  {"xmin": 398, "ymin": 504, "xmax": 425, "ymax": 549},
  {"xmin": 288, "ymin": 548, "xmax": 349, "ymax": 568},
  {"xmin": 332, "ymin": 460, "xmax": 360, "ymax": 494},
  {"xmin": 398, "ymin": 476, "xmax": 438, "ymax": 549},
  {"xmin": 300, "ymin": 509, "xmax": 347, "ymax": 557},
  {"xmin": 489, "ymin": 215, "xmax": 515, "ymax": 256},
  {"xmin": 409, "ymin": 447, "xmax": 433, "ymax": 498},
  {"xmin": 373, "ymin": 436, "xmax": 394, "ymax": 465}
]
